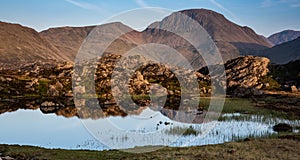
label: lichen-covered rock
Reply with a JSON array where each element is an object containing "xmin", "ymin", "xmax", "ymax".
[{"xmin": 225, "ymin": 56, "xmax": 270, "ymax": 89}]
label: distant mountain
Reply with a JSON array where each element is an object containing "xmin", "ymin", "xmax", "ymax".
[
  {"xmin": 0, "ymin": 21, "xmax": 68, "ymax": 63},
  {"xmin": 144, "ymin": 9, "xmax": 272, "ymax": 62},
  {"xmin": 268, "ymin": 30, "xmax": 300, "ymax": 46},
  {"xmin": 263, "ymin": 37, "xmax": 300, "ymax": 64},
  {"xmin": 38, "ymin": 9, "xmax": 273, "ymax": 64}
]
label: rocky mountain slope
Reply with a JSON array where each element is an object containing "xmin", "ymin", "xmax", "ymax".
[
  {"xmin": 0, "ymin": 21, "xmax": 68, "ymax": 63},
  {"xmin": 146, "ymin": 9, "xmax": 272, "ymax": 62},
  {"xmin": 262, "ymin": 37, "xmax": 300, "ymax": 64},
  {"xmin": 0, "ymin": 9, "xmax": 272, "ymax": 65},
  {"xmin": 109, "ymin": 9, "xmax": 273, "ymax": 64},
  {"xmin": 268, "ymin": 30, "xmax": 300, "ymax": 46},
  {"xmin": 39, "ymin": 26, "xmax": 95, "ymax": 61}
]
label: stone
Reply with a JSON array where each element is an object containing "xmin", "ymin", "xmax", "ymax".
[
  {"xmin": 1, "ymin": 156, "xmax": 14, "ymax": 160},
  {"xmin": 136, "ymin": 71, "xmax": 144, "ymax": 81},
  {"xmin": 41, "ymin": 101, "xmax": 56, "ymax": 107},
  {"xmin": 47, "ymin": 85, "xmax": 60, "ymax": 97},
  {"xmin": 5, "ymin": 78, "xmax": 12, "ymax": 81},
  {"xmin": 74, "ymin": 86, "xmax": 86, "ymax": 94},
  {"xmin": 55, "ymin": 81, "xmax": 63, "ymax": 90},
  {"xmin": 264, "ymin": 83, "xmax": 270, "ymax": 87},
  {"xmin": 291, "ymin": 85, "xmax": 298, "ymax": 92},
  {"xmin": 0, "ymin": 76, "xmax": 6, "ymax": 82}
]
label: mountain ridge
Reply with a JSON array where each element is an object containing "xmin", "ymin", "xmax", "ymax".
[
  {"xmin": 263, "ymin": 37, "xmax": 300, "ymax": 64},
  {"xmin": 268, "ymin": 29, "xmax": 300, "ymax": 46},
  {"xmin": 0, "ymin": 9, "xmax": 280, "ymax": 65}
]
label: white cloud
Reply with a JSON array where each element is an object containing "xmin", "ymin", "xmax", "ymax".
[
  {"xmin": 209, "ymin": 0, "xmax": 237, "ymax": 20},
  {"xmin": 64, "ymin": 0, "xmax": 101, "ymax": 11},
  {"xmin": 291, "ymin": 3, "xmax": 300, "ymax": 7},
  {"xmin": 135, "ymin": 0, "xmax": 149, "ymax": 8},
  {"xmin": 261, "ymin": 0, "xmax": 300, "ymax": 8}
]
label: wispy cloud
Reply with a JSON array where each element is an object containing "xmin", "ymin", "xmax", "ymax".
[
  {"xmin": 135, "ymin": 0, "xmax": 149, "ymax": 8},
  {"xmin": 291, "ymin": 3, "xmax": 300, "ymax": 7},
  {"xmin": 261, "ymin": 0, "xmax": 300, "ymax": 8},
  {"xmin": 209, "ymin": 0, "xmax": 237, "ymax": 20},
  {"xmin": 64, "ymin": 0, "xmax": 101, "ymax": 11}
]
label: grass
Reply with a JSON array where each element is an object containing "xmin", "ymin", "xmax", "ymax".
[
  {"xmin": 165, "ymin": 125, "xmax": 198, "ymax": 136},
  {"xmin": 197, "ymin": 97, "xmax": 297, "ymax": 120},
  {"xmin": 1, "ymin": 137, "xmax": 300, "ymax": 160}
]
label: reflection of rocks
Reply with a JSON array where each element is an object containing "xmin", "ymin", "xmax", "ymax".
[{"xmin": 0, "ymin": 54, "xmax": 286, "ymax": 120}]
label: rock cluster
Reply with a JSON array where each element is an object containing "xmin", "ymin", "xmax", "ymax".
[{"xmin": 0, "ymin": 54, "xmax": 275, "ymax": 119}]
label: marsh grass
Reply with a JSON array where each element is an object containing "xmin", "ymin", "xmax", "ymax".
[
  {"xmin": 165, "ymin": 125, "xmax": 198, "ymax": 136},
  {"xmin": 198, "ymin": 97, "xmax": 296, "ymax": 120}
]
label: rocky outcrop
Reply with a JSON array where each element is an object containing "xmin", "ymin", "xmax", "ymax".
[
  {"xmin": 0, "ymin": 54, "xmax": 275, "ymax": 118},
  {"xmin": 199, "ymin": 56, "xmax": 271, "ymax": 97},
  {"xmin": 225, "ymin": 56, "xmax": 270, "ymax": 97}
]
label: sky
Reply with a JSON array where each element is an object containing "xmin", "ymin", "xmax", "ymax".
[{"xmin": 0, "ymin": 0, "xmax": 300, "ymax": 37}]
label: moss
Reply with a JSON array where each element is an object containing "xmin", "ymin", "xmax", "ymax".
[
  {"xmin": 260, "ymin": 76, "xmax": 281, "ymax": 90},
  {"xmin": 37, "ymin": 79, "xmax": 51, "ymax": 96}
]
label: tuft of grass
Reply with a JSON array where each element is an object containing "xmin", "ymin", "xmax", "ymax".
[{"xmin": 165, "ymin": 125, "xmax": 198, "ymax": 136}]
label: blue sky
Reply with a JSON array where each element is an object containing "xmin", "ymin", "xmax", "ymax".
[{"xmin": 0, "ymin": 0, "xmax": 300, "ymax": 36}]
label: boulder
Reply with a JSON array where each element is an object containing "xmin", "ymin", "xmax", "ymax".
[
  {"xmin": 291, "ymin": 85, "xmax": 298, "ymax": 92},
  {"xmin": 73, "ymin": 86, "xmax": 86, "ymax": 94},
  {"xmin": 47, "ymin": 85, "xmax": 60, "ymax": 97},
  {"xmin": 40, "ymin": 101, "xmax": 62, "ymax": 113}
]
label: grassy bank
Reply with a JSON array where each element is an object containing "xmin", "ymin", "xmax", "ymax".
[{"xmin": 1, "ymin": 137, "xmax": 299, "ymax": 160}]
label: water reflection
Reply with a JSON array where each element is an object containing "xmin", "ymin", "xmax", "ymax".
[{"xmin": 1, "ymin": 108, "xmax": 299, "ymax": 151}]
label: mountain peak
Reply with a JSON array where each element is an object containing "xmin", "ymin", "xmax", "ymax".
[{"xmin": 268, "ymin": 29, "xmax": 300, "ymax": 45}]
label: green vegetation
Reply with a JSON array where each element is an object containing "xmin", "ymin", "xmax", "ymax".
[
  {"xmin": 37, "ymin": 79, "xmax": 51, "ymax": 96},
  {"xmin": 1, "ymin": 136, "xmax": 299, "ymax": 160},
  {"xmin": 259, "ymin": 76, "xmax": 281, "ymax": 90},
  {"xmin": 198, "ymin": 97, "xmax": 298, "ymax": 120},
  {"xmin": 165, "ymin": 125, "xmax": 198, "ymax": 136}
]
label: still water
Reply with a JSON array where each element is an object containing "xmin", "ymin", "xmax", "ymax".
[{"xmin": 0, "ymin": 108, "xmax": 299, "ymax": 151}]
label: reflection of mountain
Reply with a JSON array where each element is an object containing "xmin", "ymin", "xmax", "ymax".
[
  {"xmin": 0, "ymin": 9, "xmax": 272, "ymax": 64},
  {"xmin": 268, "ymin": 30, "xmax": 300, "ymax": 46}
]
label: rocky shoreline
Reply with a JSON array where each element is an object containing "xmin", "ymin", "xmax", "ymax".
[{"xmin": 0, "ymin": 54, "xmax": 299, "ymax": 119}]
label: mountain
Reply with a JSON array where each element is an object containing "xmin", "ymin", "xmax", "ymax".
[
  {"xmin": 263, "ymin": 37, "xmax": 300, "ymax": 64},
  {"xmin": 38, "ymin": 9, "xmax": 274, "ymax": 65},
  {"xmin": 40, "ymin": 26, "xmax": 96, "ymax": 61},
  {"xmin": 0, "ymin": 9, "xmax": 273, "ymax": 64},
  {"xmin": 0, "ymin": 21, "xmax": 68, "ymax": 63},
  {"xmin": 268, "ymin": 30, "xmax": 300, "ymax": 46},
  {"xmin": 143, "ymin": 9, "xmax": 272, "ymax": 62}
]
